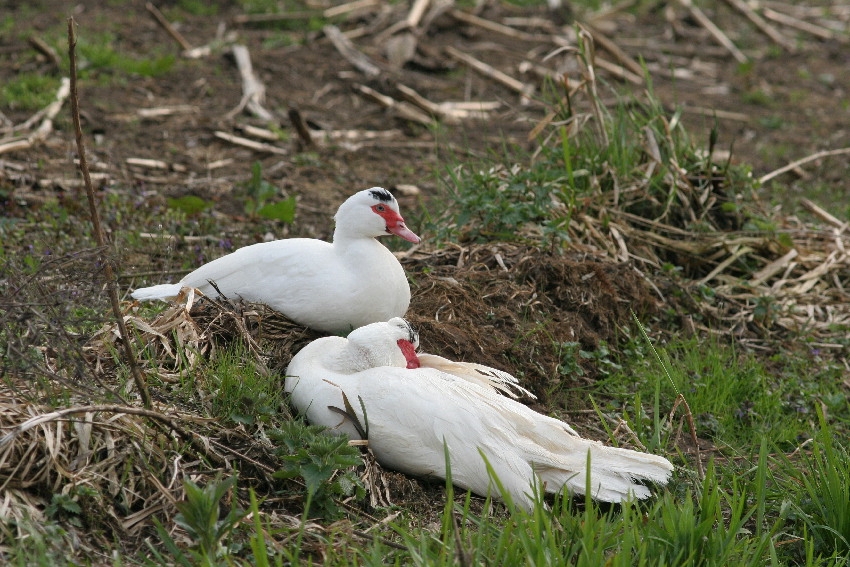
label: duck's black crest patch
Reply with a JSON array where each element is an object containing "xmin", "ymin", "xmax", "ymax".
[
  {"xmin": 369, "ymin": 188, "xmax": 394, "ymax": 203},
  {"xmin": 401, "ymin": 319, "xmax": 419, "ymax": 346},
  {"xmin": 391, "ymin": 318, "xmax": 418, "ymax": 345}
]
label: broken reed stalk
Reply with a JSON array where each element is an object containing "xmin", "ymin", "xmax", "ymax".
[
  {"xmin": 145, "ymin": 2, "xmax": 193, "ymax": 51},
  {"xmin": 67, "ymin": 18, "xmax": 152, "ymax": 408},
  {"xmin": 759, "ymin": 146, "xmax": 850, "ymax": 184},
  {"xmin": 1, "ymin": 405, "xmax": 197, "ymax": 451},
  {"xmin": 576, "ymin": 27, "xmax": 610, "ymax": 148},
  {"xmin": 670, "ymin": 394, "xmax": 704, "ymax": 480}
]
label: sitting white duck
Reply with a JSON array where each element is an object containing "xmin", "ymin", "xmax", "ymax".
[
  {"xmin": 285, "ymin": 318, "xmax": 674, "ymax": 511},
  {"xmin": 131, "ymin": 188, "xmax": 420, "ymax": 333}
]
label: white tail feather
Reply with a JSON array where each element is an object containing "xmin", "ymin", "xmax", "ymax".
[
  {"xmin": 130, "ymin": 283, "xmax": 183, "ymax": 301},
  {"xmin": 417, "ymin": 353, "xmax": 536, "ymax": 399},
  {"xmin": 535, "ymin": 442, "xmax": 674, "ymax": 503}
]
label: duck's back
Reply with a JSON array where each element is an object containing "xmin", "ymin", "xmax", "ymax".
[{"xmin": 183, "ymin": 237, "xmax": 409, "ymax": 333}]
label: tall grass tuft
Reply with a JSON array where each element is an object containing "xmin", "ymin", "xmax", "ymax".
[{"xmin": 784, "ymin": 407, "xmax": 850, "ymax": 561}]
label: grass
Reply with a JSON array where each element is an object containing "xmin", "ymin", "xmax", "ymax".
[
  {"xmin": 429, "ymin": 80, "xmax": 761, "ymax": 250},
  {"xmin": 0, "ymin": 74, "xmax": 62, "ymax": 111},
  {"xmin": 133, "ymin": 430, "xmax": 847, "ymax": 565},
  {"xmin": 76, "ymin": 32, "xmax": 176, "ymax": 78},
  {"xmin": 594, "ymin": 334, "xmax": 830, "ymax": 449}
]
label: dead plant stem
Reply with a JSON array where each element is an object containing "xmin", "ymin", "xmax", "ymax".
[
  {"xmin": 759, "ymin": 146, "xmax": 850, "ymax": 184},
  {"xmin": 0, "ymin": 404, "xmax": 223, "ymax": 467},
  {"xmin": 67, "ymin": 18, "xmax": 152, "ymax": 408}
]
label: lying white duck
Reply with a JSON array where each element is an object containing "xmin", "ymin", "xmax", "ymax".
[
  {"xmin": 131, "ymin": 188, "xmax": 420, "ymax": 333},
  {"xmin": 285, "ymin": 318, "xmax": 674, "ymax": 511}
]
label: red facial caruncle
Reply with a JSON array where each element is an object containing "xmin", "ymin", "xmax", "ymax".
[
  {"xmin": 396, "ymin": 339, "xmax": 420, "ymax": 369},
  {"xmin": 372, "ymin": 204, "xmax": 421, "ymax": 244}
]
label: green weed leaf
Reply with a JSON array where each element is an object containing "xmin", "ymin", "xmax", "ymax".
[
  {"xmin": 257, "ymin": 198, "xmax": 296, "ymax": 222},
  {"xmin": 167, "ymin": 195, "xmax": 211, "ymax": 216}
]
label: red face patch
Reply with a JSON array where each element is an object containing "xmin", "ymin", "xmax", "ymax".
[
  {"xmin": 371, "ymin": 204, "xmax": 421, "ymax": 243},
  {"xmin": 371, "ymin": 203, "xmax": 403, "ymax": 227},
  {"xmin": 396, "ymin": 339, "xmax": 420, "ymax": 369}
]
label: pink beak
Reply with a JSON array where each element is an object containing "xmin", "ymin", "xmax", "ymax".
[
  {"xmin": 373, "ymin": 204, "xmax": 421, "ymax": 244},
  {"xmin": 388, "ymin": 221, "xmax": 421, "ymax": 244}
]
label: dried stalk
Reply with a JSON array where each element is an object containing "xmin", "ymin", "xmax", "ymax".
[
  {"xmin": 719, "ymin": 0, "xmax": 796, "ymax": 51},
  {"xmin": 324, "ymin": 24, "xmax": 381, "ymax": 77},
  {"xmin": 137, "ymin": 105, "xmax": 199, "ymax": 118},
  {"xmin": 288, "ymin": 107, "xmax": 315, "ymax": 147},
  {"xmin": 578, "ymin": 21, "xmax": 645, "ymax": 79},
  {"xmin": 593, "ymin": 55, "xmax": 644, "ymax": 85},
  {"xmin": 450, "ymin": 9, "xmax": 543, "ymax": 42},
  {"xmin": 353, "ymin": 84, "xmax": 433, "ymax": 125},
  {"xmin": 576, "ymin": 27, "xmax": 610, "ymax": 147},
  {"xmin": 324, "ymin": 0, "xmax": 381, "ymax": 19},
  {"xmin": 759, "ymin": 147, "xmax": 850, "ymax": 184},
  {"xmin": 800, "ymin": 198, "xmax": 848, "ymax": 232},
  {"xmin": 0, "ymin": 78, "xmax": 70, "ymax": 155},
  {"xmin": 28, "ymin": 36, "xmax": 63, "ymax": 70},
  {"xmin": 146, "ymin": 2, "xmax": 193, "ymax": 51},
  {"xmin": 214, "ymin": 130, "xmax": 289, "ymax": 155},
  {"xmin": 227, "ymin": 44, "xmax": 274, "ymax": 121},
  {"xmin": 396, "ymin": 84, "xmax": 494, "ymax": 122},
  {"xmin": 678, "ymin": 0, "xmax": 748, "ymax": 63},
  {"xmin": 762, "ymin": 7, "xmax": 843, "ymax": 41},
  {"xmin": 406, "ymin": 0, "xmax": 430, "ymax": 28},
  {"xmin": 2, "ymin": 405, "xmax": 193, "ymax": 449},
  {"xmin": 68, "ymin": 18, "xmax": 152, "ymax": 408},
  {"xmin": 444, "ymin": 46, "xmax": 535, "ymax": 99}
]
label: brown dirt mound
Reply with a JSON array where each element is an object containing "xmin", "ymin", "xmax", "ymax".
[{"xmin": 406, "ymin": 243, "xmax": 658, "ymax": 396}]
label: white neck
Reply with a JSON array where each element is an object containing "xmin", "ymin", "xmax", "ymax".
[{"xmin": 322, "ymin": 343, "xmax": 372, "ymax": 374}]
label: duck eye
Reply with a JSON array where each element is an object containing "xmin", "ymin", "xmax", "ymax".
[{"xmin": 376, "ymin": 204, "xmax": 385, "ymax": 212}]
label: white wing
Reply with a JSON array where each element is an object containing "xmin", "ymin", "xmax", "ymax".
[{"xmin": 416, "ymin": 353, "xmax": 536, "ymax": 399}]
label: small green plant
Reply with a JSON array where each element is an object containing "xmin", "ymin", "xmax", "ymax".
[
  {"xmin": 270, "ymin": 420, "xmax": 364, "ymax": 518},
  {"xmin": 0, "ymin": 74, "xmax": 62, "ymax": 111},
  {"xmin": 45, "ymin": 489, "xmax": 93, "ymax": 528},
  {"xmin": 241, "ymin": 162, "xmax": 296, "ymax": 222},
  {"xmin": 437, "ymin": 156, "xmax": 574, "ymax": 243},
  {"xmin": 1, "ymin": 515, "xmax": 73, "ymax": 567},
  {"xmin": 758, "ymin": 115, "xmax": 785, "ymax": 130},
  {"xmin": 599, "ymin": 332, "xmax": 811, "ymax": 449},
  {"xmin": 640, "ymin": 460, "xmax": 776, "ymax": 565},
  {"xmin": 743, "ymin": 89, "xmax": 774, "ymax": 106},
  {"xmin": 556, "ymin": 340, "xmax": 585, "ymax": 377},
  {"xmin": 149, "ymin": 475, "xmax": 247, "ymax": 566},
  {"xmin": 0, "ymin": 14, "xmax": 14, "ymax": 36},
  {"xmin": 177, "ymin": 0, "xmax": 219, "ymax": 16},
  {"xmin": 239, "ymin": 0, "xmax": 284, "ymax": 13},
  {"xmin": 77, "ymin": 32, "xmax": 176, "ymax": 78},
  {"xmin": 167, "ymin": 195, "xmax": 213, "ymax": 216}
]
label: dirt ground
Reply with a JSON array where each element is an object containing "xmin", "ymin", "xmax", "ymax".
[{"xmin": 2, "ymin": 0, "xmax": 848, "ymax": 218}]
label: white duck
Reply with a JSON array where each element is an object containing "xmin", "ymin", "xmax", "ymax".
[
  {"xmin": 285, "ymin": 318, "xmax": 674, "ymax": 511},
  {"xmin": 131, "ymin": 188, "xmax": 420, "ymax": 333}
]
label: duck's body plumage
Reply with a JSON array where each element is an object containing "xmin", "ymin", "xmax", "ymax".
[
  {"xmin": 131, "ymin": 188, "xmax": 419, "ymax": 333},
  {"xmin": 285, "ymin": 319, "xmax": 673, "ymax": 510}
]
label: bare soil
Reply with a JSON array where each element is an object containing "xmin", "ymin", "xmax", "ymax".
[{"xmin": 3, "ymin": 1, "xmax": 848, "ymax": 217}]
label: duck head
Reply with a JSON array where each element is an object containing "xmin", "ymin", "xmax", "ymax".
[
  {"xmin": 333, "ymin": 188, "xmax": 420, "ymax": 244},
  {"xmin": 346, "ymin": 317, "xmax": 421, "ymax": 370}
]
